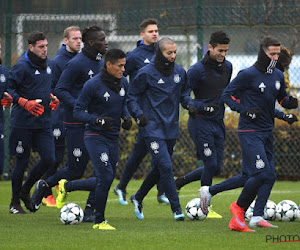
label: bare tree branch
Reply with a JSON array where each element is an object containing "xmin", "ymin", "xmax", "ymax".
[{"xmin": 232, "ymin": 0, "xmax": 299, "ymax": 51}]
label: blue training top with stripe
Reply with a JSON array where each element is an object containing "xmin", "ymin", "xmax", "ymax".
[
  {"xmin": 222, "ymin": 65, "xmax": 294, "ymax": 132},
  {"xmin": 127, "ymin": 60, "xmax": 192, "ymax": 140},
  {"xmin": 49, "ymin": 44, "xmax": 78, "ymax": 126},
  {"xmin": 124, "ymin": 40, "xmax": 157, "ymax": 82},
  {"xmin": 54, "ymin": 51, "xmax": 104, "ymax": 127},
  {"xmin": 8, "ymin": 51, "xmax": 52, "ymax": 129},
  {"xmin": 187, "ymin": 59, "xmax": 232, "ymax": 120},
  {"xmin": 73, "ymin": 74, "xmax": 129, "ymax": 140}
]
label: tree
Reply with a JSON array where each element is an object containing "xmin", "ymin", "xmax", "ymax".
[{"xmin": 231, "ymin": 0, "xmax": 299, "ymax": 52}]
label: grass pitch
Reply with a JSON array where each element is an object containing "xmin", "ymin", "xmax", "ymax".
[{"xmin": 0, "ymin": 178, "xmax": 299, "ymax": 249}]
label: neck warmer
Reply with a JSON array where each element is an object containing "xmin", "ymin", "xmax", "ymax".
[
  {"xmin": 100, "ymin": 67, "xmax": 122, "ymax": 93},
  {"xmin": 201, "ymin": 51, "xmax": 226, "ymax": 74},
  {"xmin": 254, "ymin": 47, "xmax": 277, "ymax": 74},
  {"xmin": 154, "ymin": 48, "xmax": 174, "ymax": 77},
  {"xmin": 27, "ymin": 50, "xmax": 47, "ymax": 69},
  {"xmin": 82, "ymin": 45, "xmax": 102, "ymax": 61},
  {"xmin": 276, "ymin": 61, "xmax": 284, "ymax": 72}
]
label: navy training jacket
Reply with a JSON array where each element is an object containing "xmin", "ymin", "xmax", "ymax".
[
  {"xmin": 54, "ymin": 52, "xmax": 104, "ymax": 127},
  {"xmin": 8, "ymin": 51, "xmax": 52, "ymax": 129},
  {"xmin": 187, "ymin": 59, "xmax": 232, "ymax": 120},
  {"xmin": 73, "ymin": 74, "xmax": 129, "ymax": 140},
  {"xmin": 49, "ymin": 45, "xmax": 78, "ymax": 126},
  {"xmin": 124, "ymin": 41, "xmax": 157, "ymax": 82},
  {"xmin": 127, "ymin": 61, "xmax": 192, "ymax": 140},
  {"xmin": 222, "ymin": 66, "xmax": 295, "ymax": 132}
]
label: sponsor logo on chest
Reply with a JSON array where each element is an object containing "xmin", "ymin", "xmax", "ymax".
[
  {"xmin": 258, "ymin": 80, "xmax": 281, "ymax": 92},
  {"xmin": 104, "ymin": 92, "xmax": 110, "ymax": 101},
  {"xmin": 103, "ymin": 88, "xmax": 125, "ymax": 101},
  {"xmin": 34, "ymin": 66, "xmax": 51, "ymax": 75},
  {"xmin": 88, "ymin": 69, "xmax": 94, "ymax": 78},
  {"xmin": 157, "ymin": 78, "xmax": 164, "ymax": 84},
  {"xmin": 156, "ymin": 74, "xmax": 181, "ymax": 85},
  {"xmin": 259, "ymin": 82, "xmax": 266, "ymax": 92}
]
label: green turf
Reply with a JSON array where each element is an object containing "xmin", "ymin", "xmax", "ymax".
[{"xmin": 0, "ymin": 178, "xmax": 299, "ymax": 249}]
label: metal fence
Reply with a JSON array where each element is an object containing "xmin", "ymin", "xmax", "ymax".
[{"xmin": 1, "ymin": 0, "xmax": 300, "ymax": 180}]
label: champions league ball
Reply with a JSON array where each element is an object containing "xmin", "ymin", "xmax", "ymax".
[
  {"xmin": 245, "ymin": 200, "xmax": 277, "ymax": 221},
  {"xmin": 60, "ymin": 203, "xmax": 84, "ymax": 225},
  {"xmin": 263, "ymin": 200, "xmax": 277, "ymax": 221},
  {"xmin": 275, "ymin": 200, "xmax": 298, "ymax": 222},
  {"xmin": 244, "ymin": 200, "xmax": 255, "ymax": 221},
  {"xmin": 185, "ymin": 198, "xmax": 207, "ymax": 221}
]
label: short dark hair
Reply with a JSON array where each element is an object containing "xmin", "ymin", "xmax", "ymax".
[
  {"xmin": 28, "ymin": 31, "xmax": 46, "ymax": 45},
  {"xmin": 140, "ymin": 18, "xmax": 158, "ymax": 32},
  {"xmin": 104, "ymin": 48, "xmax": 126, "ymax": 66},
  {"xmin": 82, "ymin": 26, "xmax": 102, "ymax": 43},
  {"xmin": 260, "ymin": 36, "xmax": 280, "ymax": 51},
  {"xmin": 209, "ymin": 31, "xmax": 230, "ymax": 48}
]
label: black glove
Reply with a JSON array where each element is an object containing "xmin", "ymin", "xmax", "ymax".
[
  {"xmin": 283, "ymin": 114, "xmax": 298, "ymax": 125},
  {"xmin": 121, "ymin": 116, "xmax": 132, "ymax": 130},
  {"xmin": 203, "ymin": 103, "xmax": 219, "ymax": 115},
  {"xmin": 188, "ymin": 105, "xmax": 198, "ymax": 118},
  {"xmin": 95, "ymin": 117, "xmax": 114, "ymax": 130},
  {"xmin": 136, "ymin": 114, "xmax": 149, "ymax": 127},
  {"xmin": 288, "ymin": 96, "xmax": 298, "ymax": 109},
  {"xmin": 245, "ymin": 107, "xmax": 262, "ymax": 122}
]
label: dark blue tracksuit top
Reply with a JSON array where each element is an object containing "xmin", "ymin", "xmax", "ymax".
[
  {"xmin": 49, "ymin": 45, "xmax": 78, "ymax": 125},
  {"xmin": 8, "ymin": 51, "xmax": 52, "ymax": 129},
  {"xmin": 73, "ymin": 74, "xmax": 130, "ymax": 140},
  {"xmin": 54, "ymin": 52, "xmax": 104, "ymax": 127},
  {"xmin": 124, "ymin": 41, "xmax": 157, "ymax": 82},
  {"xmin": 222, "ymin": 66, "xmax": 295, "ymax": 132},
  {"xmin": 0, "ymin": 64, "xmax": 9, "ymax": 125},
  {"xmin": 187, "ymin": 60, "xmax": 232, "ymax": 120},
  {"xmin": 127, "ymin": 61, "xmax": 192, "ymax": 140}
]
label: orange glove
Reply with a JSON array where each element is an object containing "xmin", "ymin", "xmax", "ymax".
[
  {"xmin": 49, "ymin": 93, "xmax": 59, "ymax": 111},
  {"xmin": 18, "ymin": 97, "xmax": 44, "ymax": 117},
  {"xmin": 0, "ymin": 92, "xmax": 13, "ymax": 108}
]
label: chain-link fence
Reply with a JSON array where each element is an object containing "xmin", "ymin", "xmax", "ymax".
[{"xmin": 1, "ymin": 0, "xmax": 300, "ymax": 180}]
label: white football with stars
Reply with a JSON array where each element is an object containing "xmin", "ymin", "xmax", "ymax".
[
  {"xmin": 185, "ymin": 198, "xmax": 207, "ymax": 221},
  {"xmin": 60, "ymin": 203, "xmax": 84, "ymax": 225}
]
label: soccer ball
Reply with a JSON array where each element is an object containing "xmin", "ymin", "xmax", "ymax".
[
  {"xmin": 297, "ymin": 205, "xmax": 300, "ymax": 220},
  {"xmin": 185, "ymin": 198, "xmax": 207, "ymax": 220},
  {"xmin": 245, "ymin": 200, "xmax": 255, "ymax": 221},
  {"xmin": 60, "ymin": 203, "xmax": 84, "ymax": 225},
  {"xmin": 275, "ymin": 200, "xmax": 298, "ymax": 222},
  {"xmin": 263, "ymin": 200, "xmax": 277, "ymax": 221}
]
